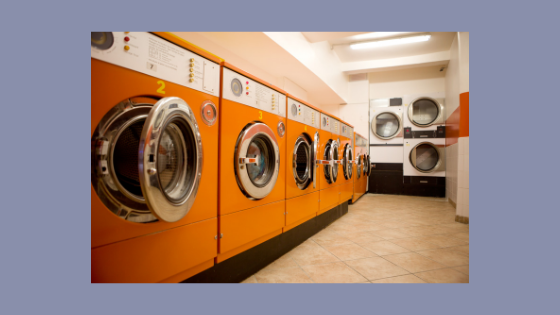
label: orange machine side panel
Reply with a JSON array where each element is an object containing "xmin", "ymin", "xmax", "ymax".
[
  {"xmin": 285, "ymin": 120, "xmax": 320, "ymax": 199},
  {"xmin": 319, "ymin": 185, "xmax": 340, "ymax": 215},
  {"xmin": 317, "ymin": 129, "xmax": 334, "ymax": 191},
  {"xmin": 286, "ymin": 191, "xmax": 319, "ymax": 227},
  {"xmin": 219, "ymin": 99, "xmax": 286, "ymax": 215},
  {"xmin": 92, "ymin": 218, "xmax": 217, "ymax": 283},
  {"xmin": 91, "ymin": 59, "xmax": 219, "ymax": 248},
  {"xmin": 343, "ymin": 181, "xmax": 354, "ymax": 203},
  {"xmin": 218, "ymin": 200, "xmax": 285, "ymax": 260}
]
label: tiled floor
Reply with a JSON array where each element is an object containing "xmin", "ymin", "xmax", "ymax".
[{"xmin": 241, "ymin": 194, "xmax": 469, "ymax": 283}]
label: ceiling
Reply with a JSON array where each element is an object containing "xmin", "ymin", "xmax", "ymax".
[{"xmin": 330, "ymin": 32, "xmax": 456, "ymax": 62}]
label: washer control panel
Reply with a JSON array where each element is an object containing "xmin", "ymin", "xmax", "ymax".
[
  {"xmin": 288, "ymin": 98, "xmax": 320, "ymax": 128},
  {"xmin": 91, "ymin": 32, "xmax": 220, "ymax": 97},
  {"xmin": 340, "ymin": 123, "xmax": 353, "ymax": 139},
  {"xmin": 321, "ymin": 113, "xmax": 339, "ymax": 135},
  {"xmin": 223, "ymin": 68, "xmax": 286, "ymax": 117}
]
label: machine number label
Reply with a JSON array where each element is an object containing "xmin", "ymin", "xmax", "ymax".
[
  {"xmin": 304, "ymin": 126, "xmax": 307, "ymax": 132},
  {"xmin": 157, "ymin": 80, "xmax": 166, "ymax": 94},
  {"xmin": 259, "ymin": 111, "xmax": 263, "ymax": 120}
]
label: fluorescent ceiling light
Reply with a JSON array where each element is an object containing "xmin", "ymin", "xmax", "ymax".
[
  {"xmin": 352, "ymin": 32, "xmax": 408, "ymax": 40},
  {"xmin": 350, "ymin": 34, "xmax": 431, "ymax": 50}
]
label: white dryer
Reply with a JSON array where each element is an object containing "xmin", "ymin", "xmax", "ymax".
[
  {"xmin": 403, "ymin": 92, "xmax": 446, "ymax": 138},
  {"xmin": 369, "ymin": 98, "xmax": 404, "ymax": 164},
  {"xmin": 403, "ymin": 137, "xmax": 446, "ymax": 197}
]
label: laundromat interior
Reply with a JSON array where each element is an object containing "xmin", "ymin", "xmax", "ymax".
[{"xmin": 91, "ymin": 32, "xmax": 469, "ymax": 283}]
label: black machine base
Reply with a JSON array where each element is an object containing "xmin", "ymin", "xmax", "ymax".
[
  {"xmin": 181, "ymin": 201, "xmax": 349, "ymax": 283},
  {"xmin": 368, "ymin": 163, "xmax": 404, "ymax": 195},
  {"xmin": 403, "ymin": 176, "xmax": 446, "ymax": 197}
]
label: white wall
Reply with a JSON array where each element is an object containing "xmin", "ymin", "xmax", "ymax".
[
  {"xmin": 369, "ymin": 66, "xmax": 446, "ymax": 99},
  {"xmin": 338, "ymin": 74, "xmax": 369, "ymax": 137}
]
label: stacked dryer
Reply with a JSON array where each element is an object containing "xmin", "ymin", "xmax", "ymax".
[
  {"xmin": 402, "ymin": 92, "xmax": 446, "ymax": 197},
  {"xmin": 368, "ymin": 97, "xmax": 405, "ymax": 195}
]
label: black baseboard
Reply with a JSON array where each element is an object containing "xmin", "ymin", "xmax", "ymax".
[
  {"xmin": 368, "ymin": 163, "xmax": 404, "ymax": 195},
  {"xmin": 181, "ymin": 202, "xmax": 349, "ymax": 283},
  {"xmin": 403, "ymin": 176, "xmax": 446, "ymax": 197}
]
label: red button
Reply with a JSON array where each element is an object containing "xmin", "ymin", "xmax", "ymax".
[
  {"xmin": 246, "ymin": 92, "xmax": 249, "ymax": 95},
  {"xmin": 246, "ymin": 81, "xmax": 249, "ymax": 85},
  {"xmin": 124, "ymin": 37, "xmax": 130, "ymax": 42}
]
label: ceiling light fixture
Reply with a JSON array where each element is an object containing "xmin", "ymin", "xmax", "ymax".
[
  {"xmin": 352, "ymin": 32, "xmax": 408, "ymax": 40},
  {"xmin": 350, "ymin": 34, "xmax": 431, "ymax": 50}
]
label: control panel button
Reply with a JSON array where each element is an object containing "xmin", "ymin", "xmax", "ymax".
[{"xmin": 124, "ymin": 45, "xmax": 130, "ymax": 51}]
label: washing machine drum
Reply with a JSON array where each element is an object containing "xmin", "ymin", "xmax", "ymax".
[
  {"xmin": 372, "ymin": 112, "xmax": 401, "ymax": 140},
  {"xmin": 291, "ymin": 133, "xmax": 318, "ymax": 190},
  {"xmin": 91, "ymin": 96, "xmax": 204, "ymax": 223},
  {"xmin": 235, "ymin": 122, "xmax": 280, "ymax": 200},
  {"xmin": 408, "ymin": 98, "xmax": 442, "ymax": 127},
  {"xmin": 409, "ymin": 142, "xmax": 444, "ymax": 173}
]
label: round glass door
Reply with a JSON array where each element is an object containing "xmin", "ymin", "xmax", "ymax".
[
  {"xmin": 323, "ymin": 140, "xmax": 334, "ymax": 184},
  {"xmin": 293, "ymin": 135, "xmax": 312, "ymax": 190},
  {"xmin": 373, "ymin": 112, "xmax": 401, "ymax": 140},
  {"xmin": 91, "ymin": 96, "xmax": 203, "ymax": 223},
  {"xmin": 410, "ymin": 142, "xmax": 441, "ymax": 173},
  {"xmin": 332, "ymin": 141, "xmax": 339, "ymax": 182},
  {"xmin": 343, "ymin": 144, "xmax": 353, "ymax": 180},
  {"xmin": 365, "ymin": 154, "xmax": 371, "ymax": 176},
  {"xmin": 408, "ymin": 98, "xmax": 441, "ymax": 126},
  {"xmin": 356, "ymin": 154, "xmax": 362, "ymax": 179},
  {"xmin": 235, "ymin": 122, "xmax": 280, "ymax": 200}
]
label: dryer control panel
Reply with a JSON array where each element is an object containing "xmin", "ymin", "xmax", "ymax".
[
  {"xmin": 288, "ymin": 98, "xmax": 320, "ymax": 128},
  {"xmin": 91, "ymin": 32, "xmax": 220, "ymax": 97},
  {"xmin": 320, "ymin": 113, "xmax": 339, "ymax": 135},
  {"xmin": 223, "ymin": 68, "xmax": 286, "ymax": 117}
]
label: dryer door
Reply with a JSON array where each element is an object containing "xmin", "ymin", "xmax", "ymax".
[
  {"xmin": 138, "ymin": 97, "xmax": 203, "ymax": 223},
  {"xmin": 234, "ymin": 122, "xmax": 280, "ymax": 200},
  {"xmin": 321, "ymin": 140, "xmax": 335, "ymax": 184},
  {"xmin": 292, "ymin": 134, "xmax": 312, "ymax": 190},
  {"xmin": 372, "ymin": 111, "xmax": 402, "ymax": 140},
  {"xmin": 408, "ymin": 97, "xmax": 444, "ymax": 127},
  {"xmin": 409, "ymin": 142, "xmax": 445, "ymax": 173}
]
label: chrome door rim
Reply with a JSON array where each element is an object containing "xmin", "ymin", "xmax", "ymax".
[
  {"xmin": 366, "ymin": 154, "xmax": 371, "ymax": 176},
  {"xmin": 372, "ymin": 111, "xmax": 402, "ymax": 140},
  {"xmin": 332, "ymin": 140, "xmax": 339, "ymax": 182},
  {"xmin": 234, "ymin": 122, "xmax": 280, "ymax": 200},
  {"xmin": 323, "ymin": 140, "xmax": 334, "ymax": 184},
  {"xmin": 139, "ymin": 97, "xmax": 203, "ymax": 223},
  {"xmin": 409, "ymin": 141, "xmax": 442, "ymax": 173},
  {"xmin": 343, "ymin": 144, "xmax": 353, "ymax": 180},
  {"xmin": 312, "ymin": 132, "xmax": 319, "ymax": 189},
  {"xmin": 292, "ymin": 134, "xmax": 311, "ymax": 190},
  {"xmin": 407, "ymin": 97, "xmax": 444, "ymax": 127}
]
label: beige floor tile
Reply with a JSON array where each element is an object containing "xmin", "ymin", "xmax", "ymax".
[
  {"xmin": 380, "ymin": 221, "xmax": 422, "ymax": 229},
  {"xmin": 382, "ymin": 252, "xmax": 446, "ymax": 273},
  {"xmin": 332, "ymin": 230, "xmax": 385, "ymax": 244},
  {"xmin": 449, "ymin": 232, "xmax": 469, "ymax": 242},
  {"xmin": 416, "ymin": 235, "xmax": 468, "ymax": 248},
  {"xmin": 346, "ymin": 257, "xmax": 410, "ymax": 281},
  {"xmin": 448, "ymin": 245, "xmax": 470, "ymax": 257},
  {"xmin": 288, "ymin": 244, "xmax": 341, "ymax": 266},
  {"xmin": 264, "ymin": 255, "xmax": 300, "ymax": 270},
  {"xmin": 415, "ymin": 268, "xmax": 469, "ymax": 283},
  {"xmin": 361, "ymin": 241, "xmax": 410, "ymax": 256},
  {"xmin": 417, "ymin": 249, "xmax": 469, "ymax": 267},
  {"xmin": 454, "ymin": 265, "xmax": 469, "ymax": 275},
  {"xmin": 390, "ymin": 238, "xmax": 441, "ymax": 251},
  {"xmin": 313, "ymin": 235, "xmax": 354, "ymax": 247},
  {"xmin": 324, "ymin": 243, "xmax": 377, "ymax": 261},
  {"xmin": 301, "ymin": 262, "xmax": 367, "ymax": 283},
  {"xmin": 372, "ymin": 229, "xmax": 412, "ymax": 240},
  {"xmin": 254, "ymin": 267, "xmax": 314, "ymax": 283},
  {"xmin": 240, "ymin": 275, "xmax": 258, "ymax": 283},
  {"xmin": 371, "ymin": 274, "xmax": 426, "ymax": 283}
]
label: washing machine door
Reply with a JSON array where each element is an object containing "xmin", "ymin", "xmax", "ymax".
[
  {"xmin": 332, "ymin": 140, "xmax": 340, "ymax": 183},
  {"xmin": 372, "ymin": 111, "xmax": 402, "ymax": 140},
  {"xmin": 320, "ymin": 140, "xmax": 335, "ymax": 184},
  {"xmin": 409, "ymin": 142, "xmax": 445, "ymax": 173},
  {"xmin": 138, "ymin": 97, "xmax": 203, "ymax": 223},
  {"xmin": 356, "ymin": 154, "xmax": 362, "ymax": 179},
  {"xmin": 343, "ymin": 144, "xmax": 353, "ymax": 180},
  {"xmin": 312, "ymin": 131, "xmax": 319, "ymax": 189},
  {"xmin": 235, "ymin": 122, "xmax": 280, "ymax": 200},
  {"xmin": 365, "ymin": 154, "xmax": 372, "ymax": 176},
  {"xmin": 408, "ymin": 97, "xmax": 444, "ymax": 127},
  {"xmin": 292, "ymin": 134, "xmax": 312, "ymax": 190}
]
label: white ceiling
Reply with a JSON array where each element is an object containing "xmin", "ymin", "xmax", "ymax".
[
  {"xmin": 301, "ymin": 32, "xmax": 369, "ymax": 43},
  {"xmin": 330, "ymin": 32, "xmax": 456, "ymax": 62}
]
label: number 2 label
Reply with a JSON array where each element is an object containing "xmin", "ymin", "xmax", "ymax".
[{"xmin": 157, "ymin": 80, "xmax": 166, "ymax": 94}]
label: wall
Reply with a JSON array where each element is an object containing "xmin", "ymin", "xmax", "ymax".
[
  {"xmin": 338, "ymin": 74, "xmax": 369, "ymax": 137},
  {"xmin": 445, "ymin": 32, "xmax": 469, "ymax": 223},
  {"xmin": 369, "ymin": 66, "xmax": 446, "ymax": 99}
]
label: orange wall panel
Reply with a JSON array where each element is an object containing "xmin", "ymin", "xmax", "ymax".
[{"xmin": 460, "ymin": 92, "xmax": 469, "ymax": 138}]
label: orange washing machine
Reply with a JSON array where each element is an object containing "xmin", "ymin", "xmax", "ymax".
[
  {"xmin": 317, "ymin": 112, "xmax": 342, "ymax": 214},
  {"xmin": 218, "ymin": 62, "xmax": 287, "ymax": 262},
  {"xmin": 91, "ymin": 32, "xmax": 221, "ymax": 283},
  {"xmin": 351, "ymin": 132, "xmax": 368, "ymax": 203},
  {"xmin": 338, "ymin": 121, "xmax": 355, "ymax": 204},
  {"xmin": 284, "ymin": 96, "xmax": 321, "ymax": 231}
]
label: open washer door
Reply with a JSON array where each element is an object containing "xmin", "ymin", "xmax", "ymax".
[
  {"xmin": 365, "ymin": 154, "xmax": 372, "ymax": 176},
  {"xmin": 234, "ymin": 122, "xmax": 280, "ymax": 200},
  {"xmin": 138, "ymin": 97, "xmax": 204, "ymax": 223},
  {"xmin": 343, "ymin": 143, "xmax": 354, "ymax": 180}
]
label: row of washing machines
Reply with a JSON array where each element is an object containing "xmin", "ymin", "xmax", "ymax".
[
  {"xmin": 369, "ymin": 95, "xmax": 446, "ymax": 196},
  {"xmin": 91, "ymin": 32, "xmax": 371, "ymax": 283}
]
